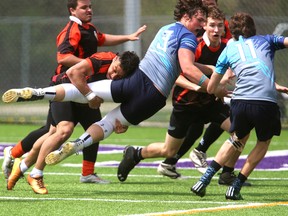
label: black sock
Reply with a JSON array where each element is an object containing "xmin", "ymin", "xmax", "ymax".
[
  {"xmin": 134, "ymin": 147, "xmax": 143, "ymax": 163},
  {"xmin": 163, "ymin": 157, "xmax": 178, "ymax": 165},
  {"xmin": 237, "ymin": 172, "xmax": 247, "ymax": 183},
  {"xmin": 210, "ymin": 160, "xmax": 222, "ymax": 172},
  {"xmin": 222, "ymin": 166, "xmax": 234, "ymax": 173}
]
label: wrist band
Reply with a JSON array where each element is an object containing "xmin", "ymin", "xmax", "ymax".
[
  {"xmin": 85, "ymin": 91, "xmax": 96, "ymax": 101},
  {"xmin": 198, "ymin": 74, "xmax": 208, "ymax": 86}
]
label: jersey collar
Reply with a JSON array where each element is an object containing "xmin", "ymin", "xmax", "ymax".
[{"xmin": 69, "ymin": 16, "xmax": 82, "ymax": 26}]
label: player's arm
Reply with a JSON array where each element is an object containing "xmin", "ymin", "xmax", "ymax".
[
  {"xmin": 102, "ymin": 25, "xmax": 147, "ymax": 46},
  {"xmin": 58, "ymin": 55, "xmax": 83, "ymax": 68},
  {"xmin": 194, "ymin": 62, "xmax": 215, "ymax": 76},
  {"xmin": 175, "ymin": 75, "xmax": 202, "ymax": 92},
  {"xmin": 66, "ymin": 60, "xmax": 103, "ymax": 109},
  {"xmin": 284, "ymin": 37, "xmax": 288, "ymax": 48},
  {"xmin": 178, "ymin": 48, "xmax": 210, "ymax": 92}
]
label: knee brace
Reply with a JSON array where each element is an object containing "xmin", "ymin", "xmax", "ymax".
[
  {"xmin": 95, "ymin": 106, "xmax": 130, "ymax": 139},
  {"xmin": 228, "ymin": 134, "xmax": 244, "ymax": 152}
]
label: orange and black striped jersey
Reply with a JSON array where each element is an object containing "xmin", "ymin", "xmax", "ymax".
[
  {"xmin": 55, "ymin": 16, "xmax": 106, "ymax": 75},
  {"xmin": 173, "ymin": 37, "xmax": 228, "ymax": 108},
  {"xmin": 51, "ymin": 52, "xmax": 116, "ymax": 85}
]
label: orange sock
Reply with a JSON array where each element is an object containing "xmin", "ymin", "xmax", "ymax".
[
  {"xmin": 10, "ymin": 141, "xmax": 26, "ymax": 158},
  {"xmin": 82, "ymin": 160, "xmax": 95, "ymax": 176}
]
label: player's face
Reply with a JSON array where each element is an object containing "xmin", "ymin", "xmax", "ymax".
[
  {"xmin": 204, "ymin": 17, "xmax": 224, "ymax": 46},
  {"xmin": 70, "ymin": 0, "xmax": 93, "ymax": 23},
  {"xmin": 186, "ymin": 11, "xmax": 206, "ymax": 35},
  {"xmin": 107, "ymin": 56, "xmax": 125, "ymax": 80}
]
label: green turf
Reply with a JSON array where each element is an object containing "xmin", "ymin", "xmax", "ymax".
[{"xmin": 0, "ymin": 123, "xmax": 288, "ymax": 215}]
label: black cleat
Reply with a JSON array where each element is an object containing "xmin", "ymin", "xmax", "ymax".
[
  {"xmin": 117, "ymin": 146, "xmax": 138, "ymax": 182},
  {"xmin": 225, "ymin": 186, "xmax": 244, "ymax": 200},
  {"xmin": 219, "ymin": 172, "xmax": 252, "ymax": 186},
  {"xmin": 191, "ymin": 181, "xmax": 206, "ymax": 197}
]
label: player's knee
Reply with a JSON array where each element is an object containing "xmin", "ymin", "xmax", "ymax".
[
  {"xmin": 227, "ymin": 134, "xmax": 245, "ymax": 152},
  {"xmin": 95, "ymin": 119, "xmax": 114, "ymax": 139},
  {"xmin": 56, "ymin": 122, "xmax": 74, "ymax": 140}
]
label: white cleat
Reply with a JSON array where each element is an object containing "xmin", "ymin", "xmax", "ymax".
[
  {"xmin": 2, "ymin": 146, "xmax": 14, "ymax": 179},
  {"xmin": 2, "ymin": 88, "xmax": 34, "ymax": 103},
  {"xmin": 189, "ymin": 149, "xmax": 208, "ymax": 174},
  {"xmin": 80, "ymin": 173, "xmax": 110, "ymax": 184},
  {"xmin": 45, "ymin": 142, "xmax": 78, "ymax": 165},
  {"xmin": 157, "ymin": 162, "xmax": 181, "ymax": 179}
]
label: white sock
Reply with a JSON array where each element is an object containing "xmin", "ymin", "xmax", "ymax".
[
  {"xmin": 61, "ymin": 83, "xmax": 87, "ymax": 103},
  {"xmin": 30, "ymin": 168, "xmax": 43, "ymax": 178},
  {"xmin": 37, "ymin": 86, "xmax": 56, "ymax": 100},
  {"xmin": 78, "ymin": 132, "xmax": 94, "ymax": 148},
  {"xmin": 19, "ymin": 160, "xmax": 29, "ymax": 173}
]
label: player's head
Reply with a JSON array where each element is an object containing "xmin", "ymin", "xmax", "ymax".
[
  {"xmin": 174, "ymin": 0, "xmax": 208, "ymax": 35},
  {"xmin": 107, "ymin": 51, "xmax": 140, "ymax": 80},
  {"xmin": 229, "ymin": 12, "xmax": 256, "ymax": 40},
  {"xmin": 67, "ymin": 0, "xmax": 92, "ymax": 23},
  {"xmin": 202, "ymin": 0, "xmax": 218, "ymax": 6},
  {"xmin": 203, "ymin": 6, "xmax": 225, "ymax": 44}
]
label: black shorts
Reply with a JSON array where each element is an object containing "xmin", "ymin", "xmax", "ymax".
[
  {"xmin": 111, "ymin": 68, "xmax": 166, "ymax": 125},
  {"xmin": 168, "ymin": 100, "xmax": 230, "ymax": 139},
  {"xmin": 50, "ymin": 101, "xmax": 101, "ymax": 129},
  {"xmin": 230, "ymin": 100, "xmax": 281, "ymax": 141}
]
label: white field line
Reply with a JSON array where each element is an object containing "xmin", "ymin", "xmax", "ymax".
[
  {"xmin": 0, "ymin": 195, "xmax": 286, "ymax": 216},
  {"xmin": 42, "ymin": 172, "xmax": 288, "ymax": 181},
  {"xmin": 0, "ymin": 172, "xmax": 287, "ymax": 215},
  {"xmin": 124, "ymin": 201, "xmax": 288, "ymax": 216}
]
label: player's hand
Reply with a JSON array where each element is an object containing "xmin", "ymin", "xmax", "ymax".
[
  {"xmin": 88, "ymin": 96, "xmax": 103, "ymax": 109},
  {"xmin": 114, "ymin": 119, "xmax": 129, "ymax": 134},
  {"xmin": 275, "ymin": 83, "xmax": 288, "ymax": 94},
  {"xmin": 214, "ymin": 84, "xmax": 233, "ymax": 101},
  {"xmin": 128, "ymin": 25, "xmax": 147, "ymax": 41},
  {"xmin": 220, "ymin": 68, "xmax": 235, "ymax": 86}
]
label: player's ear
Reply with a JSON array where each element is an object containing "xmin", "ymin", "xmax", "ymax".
[{"xmin": 203, "ymin": 23, "xmax": 207, "ymax": 31}]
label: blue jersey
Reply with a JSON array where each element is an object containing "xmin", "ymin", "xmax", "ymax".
[
  {"xmin": 139, "ymin": 22, "xmax": 198, "ymax": 98},
  {"xmin": 215, "ymin": 35, "xmax": 286, "ymax": 103}
]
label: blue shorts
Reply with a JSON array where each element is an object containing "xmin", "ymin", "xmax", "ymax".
[
  {"xmin": 230, "ymin": 100, "xmax": 281, "ymax": 141},
  {"xmin": 111, "ymin": 68, "xmax": 166, "ymax": 125}
]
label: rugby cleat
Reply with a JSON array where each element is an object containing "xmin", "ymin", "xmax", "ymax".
[
  {"xmin": 2, "ymin": 88, "xmax": 44, "ymax": 103},
  {"xmin": 45, "ymin": 141, "xmax": 79, "ymax": 165}
]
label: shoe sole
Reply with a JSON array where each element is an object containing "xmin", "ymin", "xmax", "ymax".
[
  {"xmin": 2, "ymin": 147, "xmax": 13, "ymax": 179},
  {"xmin": 2, "ymin": 88, "xmax": 32, "ymax": 103},
  {"xmin": 45, "ymin": 142, "xmax": 75, "ymax": 165},
  {"xmin": 117, "ymin": 146, "xmax": 136, "ymax": 182}
]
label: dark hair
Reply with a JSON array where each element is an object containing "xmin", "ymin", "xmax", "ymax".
[
  {"xmin": 229, "ymin": 12, "xmax": 256, "ymax": 40},
  {"xmin": 119, "ymin": 51, "xmax": 140, "ymax": 77},
  {"xmin": 67, "ymin": 0, "xmax": 78, "ymax": 15},
  {"xmin": 174, "ymin": 0, "xmax": 208, "ymax": 21},
  {"xmin": 207, "ymin": 5, "xmax": 225, "ymax": 21}
]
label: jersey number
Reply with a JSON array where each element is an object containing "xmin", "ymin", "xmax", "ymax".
[
  {"xmin": 235, "ymin": 40, "xmax": 257, "ymax": 62},
  {"xmin": 157, "ymin": 30, "xmax": 173, "ymax": 52}
]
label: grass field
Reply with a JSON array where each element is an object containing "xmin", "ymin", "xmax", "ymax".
[{"xmin": 0, "ymin": 123, "xmax": 288, "ymax": 216}]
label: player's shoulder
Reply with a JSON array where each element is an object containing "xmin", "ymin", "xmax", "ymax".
[{"xmin": 90, "ymin": 52, "xmax": 116, "ymax": 61}]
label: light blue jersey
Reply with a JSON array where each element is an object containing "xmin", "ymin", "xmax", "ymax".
[
  {"xmin": 215, "ymin": 35, "xmax": 285, "ymax": 103},
  {"xmin": 139, "ymin": 22, "xmax": 198, "ymax": 98}
]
